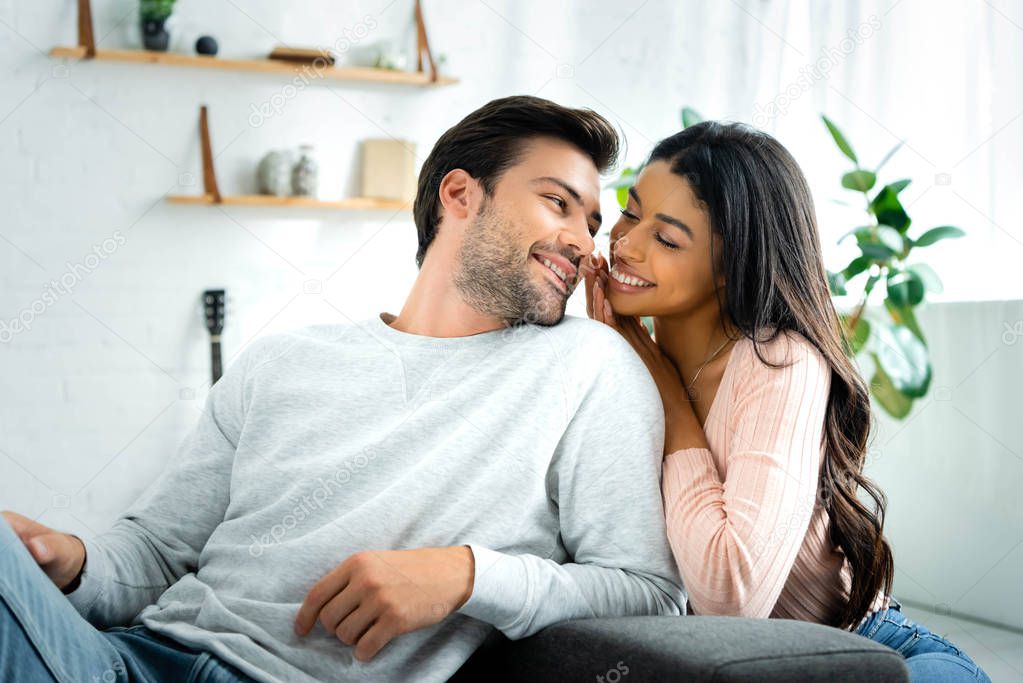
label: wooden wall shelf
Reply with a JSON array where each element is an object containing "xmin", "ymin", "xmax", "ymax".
[
  {"xmin": 167, "ymin": 194, "xmax": 409, "ymax": 210},
  {"xmin": 49, "ymin": 47, "xmax": 457, "ymax": 87},
  {"xmin": 53, "ymin": 0, "xmax": 454, "ymax": 87},
  {"xmin": 168, "ymin": 105, "xmax": 413, "ymax": 212}
]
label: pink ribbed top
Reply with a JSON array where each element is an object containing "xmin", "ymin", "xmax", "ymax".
[{"xmin": 662, "ymin": 330, "xmax": 886, "ymax": 628}]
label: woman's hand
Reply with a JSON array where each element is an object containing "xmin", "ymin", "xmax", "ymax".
[
  {"xmin": 584, "ymin": 261, "xmax": 689, "ymax": 419},
  {"xmin": 580, "ymin": 252, "xmax": 607, "ymax": 321},
  {"xmin": 584, "ymin": 259, "xmax": 709, "ymax": 454}
]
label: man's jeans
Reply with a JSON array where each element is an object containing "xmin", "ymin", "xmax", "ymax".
[
  {"xmin": 0, "ymin": 518, "xmax": 252, "ymax": 682},
  {"xmin": 856, "ymin": 598, "xmax": 991, "ymax": 682}
]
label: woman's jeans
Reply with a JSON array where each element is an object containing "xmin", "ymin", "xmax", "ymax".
[
  {"xmin": 856, "ymin": 598, "xmax": 991, "ymax": 682},
  {"xmin": 0, "ymin": 517, "xmax": 252, "ymax": 682}
]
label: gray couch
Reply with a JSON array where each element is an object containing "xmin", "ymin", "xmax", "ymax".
[{"xmin": 449, "ymin": 616, "xmax": 909, "ymax": 681}]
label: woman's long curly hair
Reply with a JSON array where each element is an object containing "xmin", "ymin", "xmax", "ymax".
[{"xmin": 648, "ymin": 121, "xmax": 893, "ymax": 629}]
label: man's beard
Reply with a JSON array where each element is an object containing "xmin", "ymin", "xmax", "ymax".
[{"xmin": 453, "ymin": 199, "xmax": 570, "ymax": 327}]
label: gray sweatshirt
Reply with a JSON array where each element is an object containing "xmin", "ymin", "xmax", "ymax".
[{"xmin": 68, "ymin": 313, "xmax": 686, "ymax": 682}]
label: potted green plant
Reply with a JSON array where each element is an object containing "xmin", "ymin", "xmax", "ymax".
[
  {"xmin": 821, "ymin": 116, "xmax": 964, "ymax": 418},
  {"xmin": 140, "ymin": 0, "xmax": 176, "ymax": 51}
]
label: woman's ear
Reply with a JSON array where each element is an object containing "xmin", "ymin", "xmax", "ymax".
[{"xmin": 438, "ymin": 169, "xmax": 476, "ymax": 221}]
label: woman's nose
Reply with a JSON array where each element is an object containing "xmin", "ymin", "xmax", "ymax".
[{"xmin": 612, "ymin": 231, "xmax": 643, "ymax": 263}]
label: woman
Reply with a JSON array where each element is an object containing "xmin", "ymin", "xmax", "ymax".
[{"xmin": 583, "ymin": 121, "xmax": 989, "ymax": 682}]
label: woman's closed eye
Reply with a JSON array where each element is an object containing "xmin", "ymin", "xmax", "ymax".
[
  {"xmin": 655, "ymin": 232, "xmax": 679, "ymax": 250},
  {"xmin": 619, "ymin": 209, "xmax": 679, "ymax": 250}
]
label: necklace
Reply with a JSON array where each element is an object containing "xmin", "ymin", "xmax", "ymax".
[{"xmin": 686, "ymin": 336, "xmax": 732, "ymax": 397}]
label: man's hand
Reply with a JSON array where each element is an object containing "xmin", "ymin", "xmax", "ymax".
[
  {"xmin": 1, "ymin": 510, "xmax": 86, "ymax": 591},
  {"xmin": 294, "ymin": 546, "xmax": 475, "ymax": 662}
]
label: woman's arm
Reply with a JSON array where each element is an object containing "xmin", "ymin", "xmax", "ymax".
[{"xmin": 662, "ymin": 336, "xmax": 830, "ymax": 619}]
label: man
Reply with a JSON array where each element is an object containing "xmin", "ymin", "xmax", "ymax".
[{"xmin": 0, "ymin": 96, "xmax": 684, "ymax": 682}]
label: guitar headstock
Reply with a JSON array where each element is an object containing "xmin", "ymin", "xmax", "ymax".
[{"xmin": 203, "ymin": 289, "xmax": 226, "ymax": 336}]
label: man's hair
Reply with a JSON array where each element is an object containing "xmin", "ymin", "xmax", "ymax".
[{"xmin": 412, "ymin": 95, "xmax": 620, "ymax": 268}]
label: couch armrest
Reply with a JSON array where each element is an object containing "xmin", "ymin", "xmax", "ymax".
[{"xmin": 449, "ymin": 615, "xmax": 908, "ymax": 682}]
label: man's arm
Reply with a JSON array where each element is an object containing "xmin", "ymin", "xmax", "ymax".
[
  {"xmin": 63, "ymin": 335, "xmax": 279, "ymax": 627},
  {"xmin": 455, "ymin": 328, "xmax": 686, "ymax": 638}
]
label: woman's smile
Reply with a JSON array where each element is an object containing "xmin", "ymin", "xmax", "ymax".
[{"xmin": 608, "ymin": 263, "xmax": 656, "ymax": 293}]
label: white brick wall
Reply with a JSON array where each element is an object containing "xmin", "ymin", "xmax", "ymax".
[{"xmin": 1, "ymin": 0, "xmax": 1020, "ymax": 630}]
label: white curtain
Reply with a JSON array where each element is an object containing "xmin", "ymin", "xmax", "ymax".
[{"xmin": 745, "ymin": 0, "xmax": 1023, "ymax": 303}]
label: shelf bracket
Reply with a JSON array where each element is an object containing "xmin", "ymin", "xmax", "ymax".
[
  {"xmin": 199, "ymin": 105, "xmax": 222, "ymax": 204},
  {"xmin": 414, "ymin": 0, "xmax": 438, "ymax": 83},
  {"xmin": 77, "ymin": 0, "xmax": 96, "ymax": 58}
]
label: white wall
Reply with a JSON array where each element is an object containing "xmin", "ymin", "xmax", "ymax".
[
  {"xmin": 865, "ymin": 300, "xmax": 1023, "ymax": 630},
  {"xmin": 1, "ymin": 0, "xmax": 1020, "ymax": 628}
]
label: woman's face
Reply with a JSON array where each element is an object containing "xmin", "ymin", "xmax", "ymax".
[{"xmin": 606, "ymin": 160, "xmax": 723, "ymax": 319}]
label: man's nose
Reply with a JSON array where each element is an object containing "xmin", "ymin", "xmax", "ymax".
[{"xmin": 557, "ymin": 221, "xmax": 596, "ymax": 261}]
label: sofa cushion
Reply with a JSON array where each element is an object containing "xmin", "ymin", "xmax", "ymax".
[{"xmin": 448, "ymin": 615, "xmax": 908, "ymax": 682}]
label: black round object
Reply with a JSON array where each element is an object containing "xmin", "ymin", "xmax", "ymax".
[
  {"xmin": 195, "ymin": 35, "xmax": 219, "ymax": 56},
  {"xmin": 142, "ymin": 19, "xmax": 169, "ymax": 51}
]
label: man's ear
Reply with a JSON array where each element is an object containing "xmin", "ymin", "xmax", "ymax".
[{"xmin": 438, "ymin": 169, "xmax": 478, "ymax": 222}]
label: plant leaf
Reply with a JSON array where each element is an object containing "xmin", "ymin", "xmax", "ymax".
[
  {"xmin": 838, "ymin": 225, "xmax": 872, "ymax": 244},
  {"xmin": 681, "ymin": 107, "xmax": 703, "ymax": 129},
  {"xmin": 870, "ymin": 184, "xmax": 912, "ymax": 233},
  {"xmin": 888, "ymin": 178, "xmax": 912, "ymax": 194},
  {"xmin": 842, "ymin": 255, "xmax": 872, "ymax": 280},
  {"xmin": 846, "ymin": 316, "xmax": 871, "ymax": 355},
  {"xmin": 913, "ymin": 225, "xmax": 965, "ymax": 247},
  {"xmin": 826, "ymin": 269, "xmax": 851, "ymax": 294},
  {"xmin": 907, "ymin": 262, "xmax": 944, "ymax": 293},
  {"xmin": 871, "ymin": 321, "xmax": 931, "ymax": 397},
  {"xmin": 884, "ymin": 299, "xmax": 926, "ymax": 344},
  {"xmin": 886, "ymin": 268, "xmax": 926, "ymax": 307},
  {"xmin": 859, "ymin": 243, "xmax": 897, "ymax": 261},
  {"xmin": 604, "ymin": 167, "xmax": 635, "ymax": 189},
  {"xmin": 876, "ymin": 225, "xmax": 906, "ymax": 254},
  {"xmin": 605, "ymin": 167, "xmax": 636, "ymax": 210},
  {"xmin": 828, "ymin": 270, "xmax": 848, "ymax": 295},
  {"xmin": 842, "ymin": 170, "xmax": 877, "ymax": 192},
  {"xmin": 875, "ymin": 142, "xmax": 904, "ymax": 173},
  {"xmin": 822, "ymin": 115, "xmax": 858, "ymax": 164},
  {"xmin": 870, "ymin": 353, "xmax": 914, "ymax": 419}
]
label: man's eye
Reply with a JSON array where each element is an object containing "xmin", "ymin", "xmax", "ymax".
[{"xmin": 547, "ymin": 195, "xmax": 566, "ymax": 210}]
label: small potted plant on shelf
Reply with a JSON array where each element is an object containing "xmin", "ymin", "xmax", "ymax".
[{"xmin": 139, "ymin": 0, "xmax": 176, "ymax": 52}]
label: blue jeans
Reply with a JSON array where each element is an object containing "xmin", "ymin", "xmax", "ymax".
[
  {"xmin": 0, "ymin": 519, "xmax": 253, "ymax": 682},
  {"xmin": 856, "ymin": 599, "xmax": 991, "ymax": 682}
]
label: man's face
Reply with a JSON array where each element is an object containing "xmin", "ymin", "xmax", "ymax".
[{"xmin": 453, "ymin": 137, "xmax": 602, "ymax": 326}]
